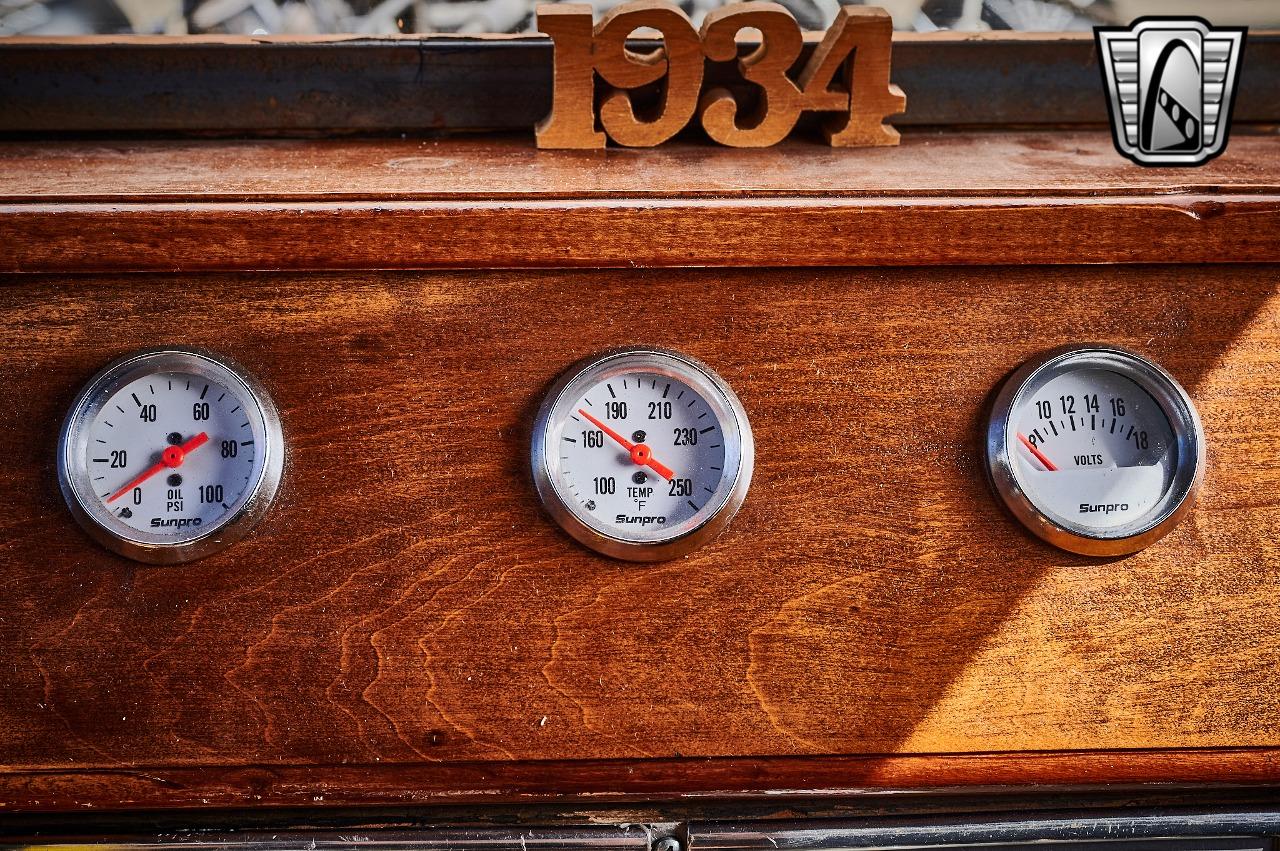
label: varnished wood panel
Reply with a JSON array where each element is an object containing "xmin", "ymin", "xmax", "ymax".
[
  {"xmin": 3, "ymin": 133, "xmax": 1279, "ymax": 273},
  {"xmin": 4, "ymin": 196, "xmax": 1280, "ymax": 273},
  {"xmin": 5, "ymin": 133, "xmax": 1280, "ymax": 202},
  {"xmin": 0, "ymin": 264, "xmax": 1277, "ymax": 811}
]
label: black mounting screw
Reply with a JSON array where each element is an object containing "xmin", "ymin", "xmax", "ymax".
[
  {"xmin": 632, "ymin": 471, "xmax": 647, "ymax": 484},
  {"xmin": 166, "ymin": 432, "xmax": 183, "ymax": 446},
  {"xmin": 167, "ymin": 473, "xmax": 183, "ymax": 487},
  {"xmin": 632, "ymin": 430, "xmax": 646, "ymax": 443}
]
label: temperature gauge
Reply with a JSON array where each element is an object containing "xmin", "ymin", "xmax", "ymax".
[
  {"xmin": 986, "ymin": 345, "xmax": 1204, "ymax": 556},
  {"xmin": 58, "ymin": 348, "xmax": 284, "ymax": 564},
  {"xmin": 532, "ymin": 348, "xmax": 753, "ymax": 561}
]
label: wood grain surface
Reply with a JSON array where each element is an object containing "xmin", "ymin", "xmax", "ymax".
[
  {"xmin": 2, "ymin": 132, "xmax": 1280, "ymax": 274},
  {"xmin": 5, "ymin": 132, "xmax": 1279, "ymax": 201},
  {"xmin": 1, "ymin": 263, "xmax": 1278, "ymax": 811}
]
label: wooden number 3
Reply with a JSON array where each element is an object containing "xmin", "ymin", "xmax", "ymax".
[{"xmin": 536, "ymin": 0, "xmax": 905, "ymax": 149}]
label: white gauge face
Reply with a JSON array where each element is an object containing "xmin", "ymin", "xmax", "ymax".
[
  {"xmin": 59, "ymin": 349, "xmax": 284, "ymax": 564},
  {"xmin": 1013, "ymin": 369, "xmax": 1178, "ymax": 530},
  {"xmin": 988, "ymin": 346, "xmax": 1204, "ymax": 556},
  {"xmin": 533, "ymin": 349, "xmax": 753, "ymax": 561}
]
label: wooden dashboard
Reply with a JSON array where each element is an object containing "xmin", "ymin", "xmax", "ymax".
[{"xmin": 1, "ymin": 35, "xmax": 1279, "ymax": 821}]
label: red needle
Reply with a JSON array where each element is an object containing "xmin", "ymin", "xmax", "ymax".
[
  {"xmin": 577, "ymin": 408, "xmax": 675, "ymax": 481},
  {"xmin": 1016, "ymin": 432, "xmax": 1058, "ymax": 472},
  {"xmin": 107, "ymin": 432, "xmax": 209, "ymax": 503}
]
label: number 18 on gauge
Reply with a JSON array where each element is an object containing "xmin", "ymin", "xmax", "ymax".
[{"xmin": 986, "ymin": 345, "xmax": 1204, "ymax": 556}]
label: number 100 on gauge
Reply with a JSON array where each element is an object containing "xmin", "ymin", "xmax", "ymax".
[{"xmin": 532, "ymin": 348, "xmax": 754, "ymax": 561}]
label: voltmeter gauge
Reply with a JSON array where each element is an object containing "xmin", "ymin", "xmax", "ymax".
[
  {"xmin": 986, "ymin": 345, "xmax": 1204, "ymax": 556},
  {"xmin": 532, "ymin": 348, "xmax": 754, "ymax": 561},
  {"xmin": 58, "ymin": 348, "xmax": 284, "ymax": 564}
]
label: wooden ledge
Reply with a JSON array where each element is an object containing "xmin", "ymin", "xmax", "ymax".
[{"xmin": 2, "ymin": 131, "xmax": 1279, "ymax": 273}]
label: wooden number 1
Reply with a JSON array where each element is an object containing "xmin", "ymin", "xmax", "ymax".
[
  {"xmin": 536, "ymin": 0, "xmax": 905, "ymax": 149},
  {"xmin": 535, "ymin": 4, "xmax": 605, "ymax": 148}
]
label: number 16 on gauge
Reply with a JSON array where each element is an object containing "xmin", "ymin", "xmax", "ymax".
[{"xmin": 986, "ymin": 345, "xmax": 1205, "ymax": 556}]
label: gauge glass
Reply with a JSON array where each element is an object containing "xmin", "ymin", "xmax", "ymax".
[
  {"xmin": 58, "ymin": 348, "xmax": 284, "ymax": 564},
  {"xmin": 532, "ymin": 348, "xmax": 753, "ymax": 561},
  {"xmin": 986, "ymin": 346, "xmax": 1204, "ymax": 556}
]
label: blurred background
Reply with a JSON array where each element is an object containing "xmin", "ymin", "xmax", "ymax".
[{"xmin": 0, "ymin": 0, "xmax": 1276, "ymax": 39}]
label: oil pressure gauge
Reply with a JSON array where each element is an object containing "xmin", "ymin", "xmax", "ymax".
[
  {"xmin": 532, "ymin": 348, "xmax": 753, "ymax": 561},
  {"xmin": 58, "ymin": 348, "xmax": 284, "ymax": 564},
  {"xmin": 986, "ymin": 345, "xmax": 1204, "ymax": 556}
]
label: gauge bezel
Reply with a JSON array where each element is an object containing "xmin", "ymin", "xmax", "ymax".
[
  {"xmin": 57, "ymin": 347, "xmax": 285, "ymax": 565},
  {"xmin": 986, "ymin": 344, "xmax": 1205, "ymax": 557},
  {"xmin": 531, "ymin": 347, "xmax": 754, "ymax": 562}
]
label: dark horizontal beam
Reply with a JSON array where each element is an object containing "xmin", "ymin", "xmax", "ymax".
[{"xmin": 0, "ymin": 33, "xmax": 1276, "ymax": 135}]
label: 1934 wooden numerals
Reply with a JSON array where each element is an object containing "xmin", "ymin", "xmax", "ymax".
[{"xmin": 536, "ymin": 0, "xmax": 905, "ymax": 149}]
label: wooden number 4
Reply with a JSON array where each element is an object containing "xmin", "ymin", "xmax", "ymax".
[
  {"xmin": 799, "ymin": 6, "xmax": 906, "ymax": 146},
  {"xmin": 536, "ymin": 0, "xmax": 905, "ymax": 149}
]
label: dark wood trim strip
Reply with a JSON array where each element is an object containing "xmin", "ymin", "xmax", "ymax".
[
  {"xmin": 3, "ymin": 195, "xmax": 1279, "ymax": 273},
  {"xmin": 688, "ymin": 812, "xmax": 1280, "ymax": 849},
  {"xmin": 3, "ymin": 749, "xmax": 1279, "ymax": 813},
  {"xmin": 0, "ymin": 33, "xmax": 1276, "ymax": 135}
]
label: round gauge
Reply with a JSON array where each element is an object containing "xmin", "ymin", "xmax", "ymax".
[
  {"xmin": 986, "ymin": 345, "xmax": 1205, "ymax": 556},
  {"xmin": 58, "ymin": 348, "xmax": 284, "ymax": 564},
  {"xmin": 531, "ymin": 348, "xmax": 754, "ymax": 561}
]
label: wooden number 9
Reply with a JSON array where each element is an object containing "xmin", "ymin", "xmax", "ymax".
[
  {"xmin": 698, "ymin": 4, "xmax": 804, "ymax": 148},
  {"xmin": 593, "ymin": 0, "xmax": 704, "ymax": 147}
]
